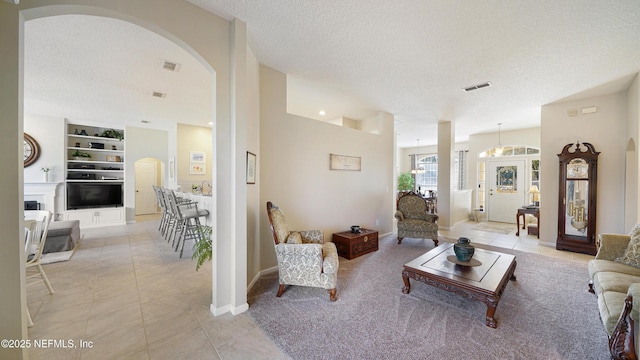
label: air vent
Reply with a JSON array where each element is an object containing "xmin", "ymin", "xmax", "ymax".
[
  {"xmin": 141, "ymin": 120, "xmax": 150, "ymax": 124},
  {"xmin": 152, "ymin": 92, "xmax": 166, "ymax": 98},
  {"xmin": 162, "ymin": 60, "xmax": 181, "ymax": 72},
  {"xmin": 463, "ymin": 82, "xmax": 492, "ymax": 92}
]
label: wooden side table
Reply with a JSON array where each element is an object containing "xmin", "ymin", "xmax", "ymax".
[
  {"xmin": 516, "ymin": 207, "xmax": 539, "ymax": 239},
  {"xmin": 332, "ymin": 229, "xmax": 378, "ymax": 260}
]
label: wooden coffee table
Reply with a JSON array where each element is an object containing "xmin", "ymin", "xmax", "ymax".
[{"xmin": 402, "ymin": 243, "xmax": 517, "ymax": 328}]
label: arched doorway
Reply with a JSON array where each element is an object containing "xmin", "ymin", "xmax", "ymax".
[
  {"xmin": 3, "ymin": 5, "xmax": 252, "ymax": 353},
  {"xmin": 135, "ymin": 157, "xmax": 163, "ymax": 217}
]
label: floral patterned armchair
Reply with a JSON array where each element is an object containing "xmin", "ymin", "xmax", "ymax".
[
  {"xmin": 266, "ymin": 201, "xmax": 339, "ymax": 301},
  {"xmin": 395, "ymin": 192, "xmax": 439, "ymax": 246}
]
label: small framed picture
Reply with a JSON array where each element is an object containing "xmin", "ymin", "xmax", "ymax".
[
  {"xmin": 169, "ymin": 157, "xmax": 175, "ymax": 181},
  {"xmin": 246, "ymin": 151, "xmax": 256, "ymax": 184},
  {"xmin": 190, "ymin": 151, "xmax": 205, "ymax": 163},
  {"xmin": 190, "ymin": 163, "xmax": 206, "ymax": 175}
]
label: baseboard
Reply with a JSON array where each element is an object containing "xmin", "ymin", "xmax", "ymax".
[
  {"xmin": 210, "ymin": 303, "xmax": 231, "ymax": 316},
  {"xmin": 231, "ymin": 303, "xmax": 249, "ymax": 315},
  {"xmin": 247, "ymin": 265, "xmax": 278, "ymax": 294}
]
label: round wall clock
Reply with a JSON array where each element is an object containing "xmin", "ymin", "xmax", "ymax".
[{"xmin": 24, "ymin": 133, "xmax": 40, "ymax": 167}]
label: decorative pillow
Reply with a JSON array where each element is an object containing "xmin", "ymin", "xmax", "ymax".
[
  {"xmin": 617, "ymin": 224, "xmax": 640, "ymax": 267},
  {"xmin": 286, "ymin": 231, "xmax": 303, "ymax": 244}
]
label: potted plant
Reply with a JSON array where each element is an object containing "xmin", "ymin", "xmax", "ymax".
[
  {"xmin": 100, "ymin": 129, "xmax": 124, "ymax": 141},
  {"xmin": 72, "ymin": 150, "xmax": 92, "ymax": 160},
  {"xmin": 192, "ymin": 225, "xmax": 212, "ymax": 271},
  {"xmin": 397, "ymin": 172, "xmax": 415, "ymax": 192}
]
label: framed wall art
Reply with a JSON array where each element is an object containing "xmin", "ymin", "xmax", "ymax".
[
  {"xmin": 169, "ymin": 157, "xmax": 175, "ymax": 181},
  {"xmin": 190, "ymin": 151, "xmax": 205, "ymax": 163},
  {"xmin": 246, "ymin": 151, "xmax": 256, "ymax": 184},
  {"xmin": 330, "ymin": 153, "xmax": 361, "ymax": 171},
  {"xmin": 190, "ymin": 163, "xmax": 206, "ymax": 175}
]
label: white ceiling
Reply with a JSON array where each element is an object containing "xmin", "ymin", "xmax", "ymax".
[
  {"xmin": 24, "ymin": 1, "xmax": 640, "ymax": 148},
  {"xmin": 24, "ymin": 15, "xmax": 213, "ymax": 130}
]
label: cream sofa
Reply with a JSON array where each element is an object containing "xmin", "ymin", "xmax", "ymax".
[{"xmin": 588, "ymin": 231, "xmax": 640, "ymax": 360}]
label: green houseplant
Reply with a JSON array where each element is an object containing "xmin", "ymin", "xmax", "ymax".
[
  {"xmin": 100, "ymin": 129, "xmax": 124, "ymax": 141},
  {"xmin": 192, "ymin": 225, "xmax": 212, "ymax": 271},
  {"xmin": 397, "ymin": 172, "xmax": 415, "ymax": 192},
  {"xmin": 72, "ymin": 150, "xmax": 92, "ymax": 159}
]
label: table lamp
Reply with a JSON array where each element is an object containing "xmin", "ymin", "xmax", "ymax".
[{"xmin": 528, "ymin": 185, "xmax": 540, "ymax": 206}]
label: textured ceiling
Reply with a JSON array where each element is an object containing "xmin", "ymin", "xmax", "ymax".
[
  {"xmin": 24, "ymin": 2, "xmax": 640, "ymax": 148},
  {"xmin": 24, "ymin": 15, "xmax": 213, "ymax": 130}
]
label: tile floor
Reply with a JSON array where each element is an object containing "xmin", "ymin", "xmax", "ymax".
[{"xmin": 25, "ymin": 217, "xmax": 592, "ymax": 359}]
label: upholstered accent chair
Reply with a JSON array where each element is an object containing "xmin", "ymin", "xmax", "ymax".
[
  {"xmin": 395, "ymin": 192, "xmax": 439, "ymax": 246},
  {"xmin": 266, "ymin": 201, "xmax": 339, "ymax": 301}
]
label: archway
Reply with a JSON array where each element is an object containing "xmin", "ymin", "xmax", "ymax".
[{"xmin": 1, "ymin": 3, "xmax": 249, "ymax": 352}]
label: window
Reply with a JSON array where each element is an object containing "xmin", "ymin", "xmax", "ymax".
[
  {"xmin": 455, "ymin": 150, "xmax": 468, "ymax": 190},
  {"xmin": 531, "ymin": 159, "xmax": 540, "ymax": 190},
  {"xmin": 480, "ymin": 146, "xmax": 540, "ymax": 158},
  {"xmin": 416, "ymin": 154, "xmax": 438, "ymax": 192}
]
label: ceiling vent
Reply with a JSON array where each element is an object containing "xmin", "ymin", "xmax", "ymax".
[
  {"xmin": 463, "ymin": 82, "xmax": 492, "ymax": 92},
  {"xmin": 152, "ymin": 92, "xmax": 166, "ymax": 98},
  {"xmin": 162, "ymin": 60, "xmax": 181, "ymax": 72}
]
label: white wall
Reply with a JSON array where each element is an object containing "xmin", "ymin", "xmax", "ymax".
[
  {"xmin": 259, "ymin": 65, "xmax": 395, "ymax": 270},
  {"xmin": 246, "ymin": 46, "xmax": 261, "ymax": 286},
  {"xmin": 627, "ymin": 75, "xmax": 640, "ymax": 231},
  {"xmin": 541, "ymin": 92, "xmax": 628, "ymax": 245},
  {"xmin": 176, "ymin": 124, "xmax": 212, "ymax": 191},
  {"xmin": 23, "ymin": 114, "xmax": 65, "ymax": 184}
]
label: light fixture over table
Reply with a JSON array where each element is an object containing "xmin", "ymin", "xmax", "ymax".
[{"xmin": 411, "ymin": 139, "xmax": 425, "ymax": 174}]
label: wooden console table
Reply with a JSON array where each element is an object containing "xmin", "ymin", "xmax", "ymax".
[{"xmin": 516, "ymin": 207, "xmax": 539, "ymax": 239}]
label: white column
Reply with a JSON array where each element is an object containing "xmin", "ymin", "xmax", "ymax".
[
  {"xmin": 0, "ymin": 3, "xmax": 28, "ymax": 358},
  {"xmin": 211, "ymin": 19, "xmax": 249, "ymax": 316},
  {"xmin": 437, "ymin": 121, "xmax": 454, "ymax": 229}
]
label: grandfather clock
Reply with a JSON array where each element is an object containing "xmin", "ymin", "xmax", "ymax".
[{"xmin": 556, "ymin": 142, "xmax": 599, "ymax": 255}]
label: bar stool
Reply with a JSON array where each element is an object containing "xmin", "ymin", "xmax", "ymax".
[{"xmin": 165, "ymin": 189, "xmax": 209, "ymax": 257}]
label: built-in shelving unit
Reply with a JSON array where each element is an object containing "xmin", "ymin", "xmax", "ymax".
[{"xmin": 64, "ymin": 121, "xmax": 126, "ymax": 227}]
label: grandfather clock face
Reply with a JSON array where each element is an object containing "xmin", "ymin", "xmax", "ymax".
[{"xmin": 23, "ymin": 133, "xmax": 40, "ymax": 167}]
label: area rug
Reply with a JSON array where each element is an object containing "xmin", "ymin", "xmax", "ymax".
[
  {"xmin": 40, "ymin": 235, "xmax": 82, "ymax": 264},
  {"xmin": 40, "ymin": 249, "xmax": 75, "ymax": 264},
  {"xmin": 248, "ymin": 235, "xmax": 608, "ymax": 360},
  {"xmin": 473, "ymin": 221, "xmax": 516, "ymax": 235}
]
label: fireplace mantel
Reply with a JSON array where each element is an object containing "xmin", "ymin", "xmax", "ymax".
[{"xmin": 24, "ymin": 182, "xmax": 62, "ymax": 219}]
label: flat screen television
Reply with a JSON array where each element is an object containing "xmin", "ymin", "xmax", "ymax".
[{"xmin": 67, "ymin": 182, "xmax": 123, "ymax": 210}]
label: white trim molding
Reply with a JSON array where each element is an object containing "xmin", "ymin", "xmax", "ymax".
[{"xmin": 24, "ymin": 182, "xmax": 62, "ymax": 219}]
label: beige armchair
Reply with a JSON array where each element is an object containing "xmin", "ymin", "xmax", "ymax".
[
  {"xmin": 266, "ymin": 201, "xmax": 339, "ymax": 301},
  {"xmin": 395, "ymin": 192, "xmax": 439, "ymax": 246}
]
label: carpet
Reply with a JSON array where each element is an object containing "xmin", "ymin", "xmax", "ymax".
[
  {"xmin": 248, "ymin": 235, "xmax": 609, "ymax": 360},
  {"xmin": 473, "ymin": 221, "xmax": 516, "ymax": 235}
]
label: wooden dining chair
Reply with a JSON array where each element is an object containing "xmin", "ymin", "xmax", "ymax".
[{"xmin": 24, "ymin": 210, "xmax": 54, "ymax": 294}]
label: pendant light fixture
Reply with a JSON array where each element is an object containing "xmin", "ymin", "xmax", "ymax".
[
  {"xmin": 495, "ymin": 123, "xmax": 504, "ymax": 156},
  {"xmin": 411, "ymin": 139, "xmax": 425, "ymax": 174}
]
